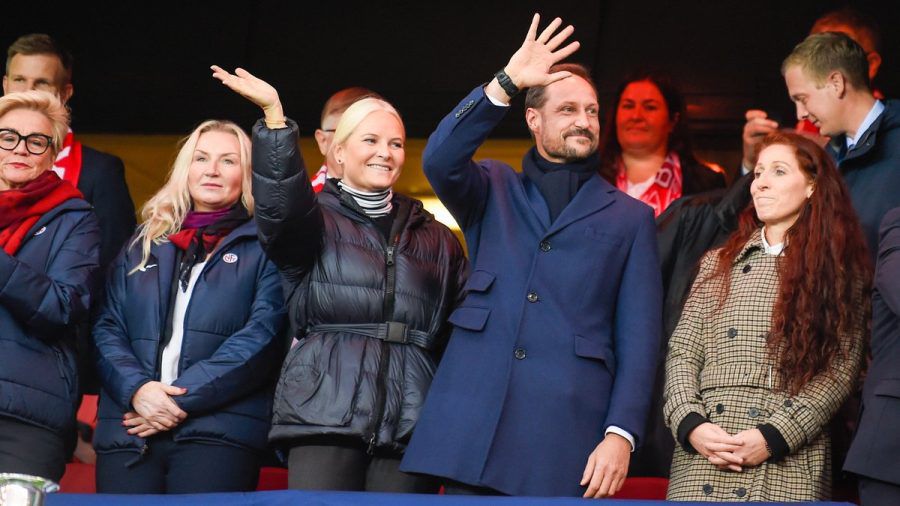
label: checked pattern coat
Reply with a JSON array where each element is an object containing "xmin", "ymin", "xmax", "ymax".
[{"xmin": 663, "ymin": 229, "xmax": 865, "ymax": 502}]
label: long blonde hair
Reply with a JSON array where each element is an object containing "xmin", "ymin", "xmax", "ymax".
[{"xmin": 130, "ymin": 120, "xmax": 253, "ymax": 273}]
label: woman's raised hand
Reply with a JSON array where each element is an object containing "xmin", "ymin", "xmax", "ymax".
[
  {"xmin": 505, "ymin": 14, "xmax": 580, "ymax": 90},
  {"xmin": 210, "ymin": 65, "xmax": 285, "ymax": 127}
]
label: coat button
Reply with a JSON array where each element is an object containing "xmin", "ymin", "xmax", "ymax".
[
  {"xmin": 702, "ymin": 484, "xmax": 713, "ymax": 495},
  {"xmin": 514, "ymin": 348, "xmax": 526, "ymax": 360},
  {"xmin": 742, "ymin": 264, "xmax": 752, "ymax": 273},
  {"xmin": 715, "ymin": 403, "xmax": 724, "ymax": 414},
  {"xmin": 527, "ymin": 292, "xmax": 539, "ymax": 303},
  {"xmin": 748, "ymin": 407, "xmax": 760, "ymax": 418},
  {"xmin": 727, "ymin": 328, "xmax": 738, "ymax": 338},
  {"xmin": 539, "ymin": 240, "xmax": 551, "ymax": 252},
  {"xmin": 784, "ymin": 399, "xmax": 793, "ymax": 407},
  {"xmin": 735, "ymin": 487, "xmax": 747, "ymax": 497}
]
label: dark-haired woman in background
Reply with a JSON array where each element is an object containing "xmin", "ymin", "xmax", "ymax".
[
  {"xmin": 600, "ymin": 71, "xmax": 725, "ymax": 217},
  {"xmin": 664, "ymin": 132, "xmax": 869, "ymax": 501},
  {"xmin": 607, "ymin": 71, "xmax": 728, "ymax": 477}
]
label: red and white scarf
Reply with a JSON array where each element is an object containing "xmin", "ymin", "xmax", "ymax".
[
  {"xmin": 616, "ymin": 152, "xmax": 683, "ymax": 217},
  {"xmin": 311, "ymin": 165, "xmax": 327, "ymax": 193},
  {"xmin": 51, "ymin": 129, "xmax": 83, "ymax": 187}
]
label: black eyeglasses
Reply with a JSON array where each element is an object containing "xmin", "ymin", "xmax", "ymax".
[{"xmin": 0, "ymin": 128, "xmax": 54, "ymax": 155}]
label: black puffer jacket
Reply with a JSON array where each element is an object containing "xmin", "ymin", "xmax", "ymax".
[{"xmin": 251, "ymin": 120, "xmax": 467, "ymax": 452}]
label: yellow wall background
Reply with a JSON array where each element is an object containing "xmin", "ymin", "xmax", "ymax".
[{"xmin": 78, "ymin": 134, "xmax": 533, "ymax": 216}]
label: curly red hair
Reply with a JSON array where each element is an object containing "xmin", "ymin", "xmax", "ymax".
[{"xmin": 712, "ymin": 131, "xmax": 871, "ymax": 394}]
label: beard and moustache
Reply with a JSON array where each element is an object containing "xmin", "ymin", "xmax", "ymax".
[{"xmin": 539, "ymin": 127, "xmax": 598, "ymax": 162}]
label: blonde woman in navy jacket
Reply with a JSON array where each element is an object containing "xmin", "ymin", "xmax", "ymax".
[
  {"xmin": 0, "ymin": 91, "xmax": 100, "ymax": 481},
  {"xmin": 92, "ymin": 120, "xmax": 286, "ymax": 493}
]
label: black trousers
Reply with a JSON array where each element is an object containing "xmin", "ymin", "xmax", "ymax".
[
  {"xmin": 288, "ymin": 437, "xmax": 438, "ymax": 493},
  {"xmin": 95, "ymin": 432, "xmax": 260, "ymax": 494},
  {"xmin": 859, "ymin": 476, "xmax": 900, "ymax": 506},
  {"xmin": 0, "ymin": 417, "xmax": 66, "ymax": 482}
]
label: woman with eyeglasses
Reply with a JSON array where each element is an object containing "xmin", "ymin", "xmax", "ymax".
[{"xmin": 0, "ymin": 91, "xmax": 101, "ymax": 481}]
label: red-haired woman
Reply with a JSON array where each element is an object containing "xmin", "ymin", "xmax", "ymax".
[{"xmin": 663, "ymin": 131, "xmax": 870, "ymax": 501}]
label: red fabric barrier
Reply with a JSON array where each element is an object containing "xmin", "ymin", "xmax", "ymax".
[{"xmin": 60, "ymin": 463, "xmax": 96, "ymax": 494}]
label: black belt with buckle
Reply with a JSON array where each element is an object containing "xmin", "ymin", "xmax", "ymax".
[{"xmin": 307, "ymin": 322, "xmax": 434, "ymax": 350}]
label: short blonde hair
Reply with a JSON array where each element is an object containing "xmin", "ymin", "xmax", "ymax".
[
  {"xmin": 131, "ymin": 120, "xmax": 253, "ymax": 273},
  {"xmin": 331, "ymin": 97, "xmax": 404, "ymax": 149},
  {"xmin": 0, "ymin": 90, "xmax": 69, "ymax": 155}
]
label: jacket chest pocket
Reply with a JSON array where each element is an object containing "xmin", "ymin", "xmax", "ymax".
[
  {"xmin": 463, "ymin": 270, "xmax": 495, "ymax": 294},
  {"xmin": 449, "ymin": 269, "xmax": 495, "ymax": 333},
  {"xmin": 583, "ymin": 227, "xmax": 625, "ymax": 249}
]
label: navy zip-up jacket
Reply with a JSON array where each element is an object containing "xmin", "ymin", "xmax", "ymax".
[
  {"xmin": 92, "ymin": 219, "xmax": 286, "ymax": 453},
  {"xmin": 0, "ymin": 198, "xmax": 100, "ymax": 433}
]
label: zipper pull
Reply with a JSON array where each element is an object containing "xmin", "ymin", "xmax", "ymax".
[
  {"xmin": 125, "ymin": 442, "xmax": 150, "ymax": 468},
  {"xmin": 367, "ymin": 433, "xmax": 377, "ymax": 455},
  {"xmin": 386, "ymin": 246, "xmax": 395, "ymax": 266}
]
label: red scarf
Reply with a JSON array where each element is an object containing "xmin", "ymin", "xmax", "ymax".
[
  {"xmin": 0, "ymin": 171, "xmax": 84, "ymax": 255},
  {"xmin": 167, "ymin": 206, "xmax": 250, "ymax": 291},
  {"xmin": 616, "ymin": 152, "xmax": 683, "ymax": 217},
  {"xmin": 51, "ymin": 129, "xmax": 83, "ymax": 187}
]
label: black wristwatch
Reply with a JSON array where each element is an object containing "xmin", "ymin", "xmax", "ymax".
[{"xmin": 494, "ymin": 68, "xmax": 520, "ymax": 97}]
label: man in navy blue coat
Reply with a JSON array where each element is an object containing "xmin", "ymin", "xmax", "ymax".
[{"xmin": 401, "ymin": 15, "xmax": 663, "ymax": 497}]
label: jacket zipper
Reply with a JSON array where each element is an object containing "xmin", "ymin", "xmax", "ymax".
[
  {"xmin": 367, "ymin": 241, "xmax": 398, "ymax": 454},
  {"xmin": 153, "ymin": 239, "xmax": 232, "ymax": 381}
]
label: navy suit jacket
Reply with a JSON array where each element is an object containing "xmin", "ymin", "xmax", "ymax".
[
  {"xmin": 401, "ymin": 87, "xmax": 663, "ymax": 496},
  {"xmin": 77, "ymin": 145, "xmax": 136, "ymax": 268},
  {"xmin": 845, "ymin": 206, "xmax": 900, "ymax": 485},
  {"xmin": 829, "ymin": 99, "xmax": 900, "ymax": 258}
]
